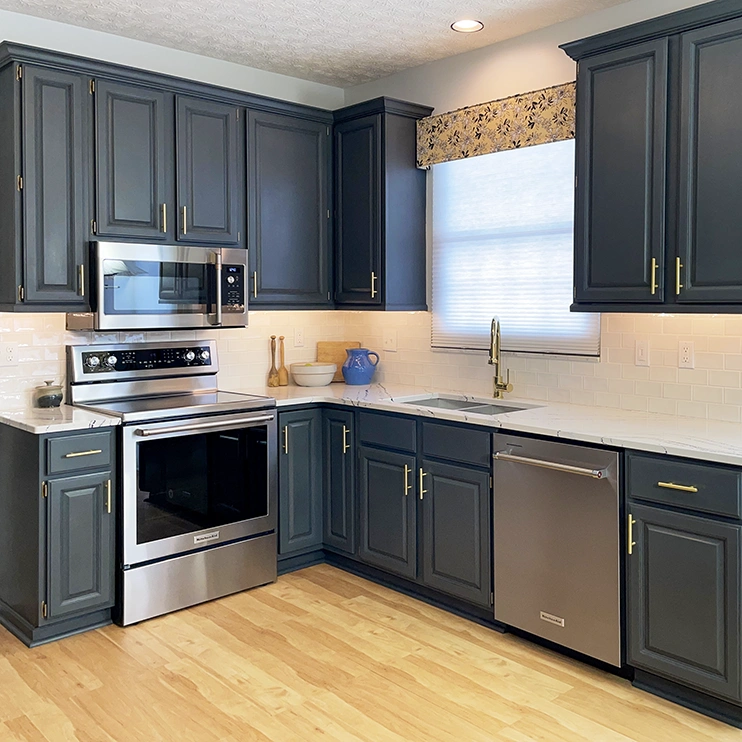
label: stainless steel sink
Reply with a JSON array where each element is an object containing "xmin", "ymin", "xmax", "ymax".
[{"xmin": 402, "ymin": 396, "xmax": 531, "ymax": 415}]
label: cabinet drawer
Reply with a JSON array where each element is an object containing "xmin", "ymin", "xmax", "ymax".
[
  {"xmin": 422, "ymin": 421, "xmax": 490, "ymax": 468},
  {"xmin": 46, "ymin": 432, "xmax": 113, "ymax": 475},
  {"xmin": 627, "ymin": 452, "xmax": 742, "ymax": 520},
  {"xmin": 358, "ymin": 412, "xmax": 416, "ymax": 453}
]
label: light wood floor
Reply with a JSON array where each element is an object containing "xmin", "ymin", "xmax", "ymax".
[{"xmin": 0, "ymin": 565, "xmax": 740, "ymax": 742}]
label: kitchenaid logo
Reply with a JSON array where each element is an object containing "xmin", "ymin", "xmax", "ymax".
[
  {"xmin": 540, "ymin": 611, "xmax": 565, "ymax": 628},
  {"xmin": 194, "ymin": 531, "xmax": 220, "ymax": 545}
]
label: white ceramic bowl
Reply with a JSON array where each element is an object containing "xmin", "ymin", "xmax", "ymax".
[{"xmin": 290, "ymin": 362, "xmax": 337, "ymax": 387}]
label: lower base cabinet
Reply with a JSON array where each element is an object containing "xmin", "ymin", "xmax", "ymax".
[
  {"xmin": 628, "ymin": 503, "xmax": 741, "ymax": 702},
  {"xmin": 323, "ymin": 409, "xmax": 356, "ymax": 554}
]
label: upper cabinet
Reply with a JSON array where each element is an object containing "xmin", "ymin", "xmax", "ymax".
[
  {"xmin": 94, "ymin": 81, "xmax": 172, "ymax": 241},
  {"xmin": 0, "ymin": 63, "xmax": 91, "ymax": 310},
  {"xmin": 247, "ymin": 109, "xmax": 332, "ymax": 307},
  {"xmin": 334, "ymin": 98, "xmax": 433, "ymax": 310},
  {"xmin": 563, "ymin": 1, "xmax": 742, "ymax": 312}
]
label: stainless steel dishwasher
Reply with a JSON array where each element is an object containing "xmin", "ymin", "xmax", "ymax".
[{"xmin": 493, "ymin": 433, "xmax": 621, "ymax": 667}]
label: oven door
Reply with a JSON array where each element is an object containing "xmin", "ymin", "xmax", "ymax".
[
  {"xmin": 92, "ymin": 242, "xmax": 247, "ymax": 330},
  {"xmin": 121, "ymin": 410, "xmax": 276, "ymax": 567}
]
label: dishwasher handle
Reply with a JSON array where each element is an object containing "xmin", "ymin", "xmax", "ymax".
[{"xmin": 493, "ymin": 451, "xmax": 606, "ymax": 480}]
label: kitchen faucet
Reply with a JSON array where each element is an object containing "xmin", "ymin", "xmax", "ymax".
[{"xmin": 488, "ymin": 317, "xmax": 513, "ymax": 399}]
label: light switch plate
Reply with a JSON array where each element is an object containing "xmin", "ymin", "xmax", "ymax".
[
  {"xmin": 635, "ymin": 338, "xmax": 649, "ymax": 367},
  {"xmin": 383, "ymin": 330, "xmax": 397, "ymax": 352},
  {"xmin": 293, "ymin": 328, "xmax": 304, "ymax": 348}
]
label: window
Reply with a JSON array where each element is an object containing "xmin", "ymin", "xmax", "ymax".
[{"xmin": 431, "ymin": 139, "xmax": 600, "ymax": 356}]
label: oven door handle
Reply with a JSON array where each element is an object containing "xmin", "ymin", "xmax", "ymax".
[
  {"xmin": 208, "ymin": 251, "xmax": 223, "ymax": 326},
  {"xmin": 134, "ymin": 414, "xmax": 274, "ymax": 438}
]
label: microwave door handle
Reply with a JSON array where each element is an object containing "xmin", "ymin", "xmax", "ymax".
[{"xmin": 209, "ymin": 251, "xmax": 223, "ymax": 326}]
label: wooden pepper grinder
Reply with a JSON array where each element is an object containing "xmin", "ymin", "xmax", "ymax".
[
  {"xmin": 278, "ymin": 336, "xmax": 289, "ymax": 386},
  {"xmin": 268, "ymin": 335, "xmax": 279, "ymax": 387}
]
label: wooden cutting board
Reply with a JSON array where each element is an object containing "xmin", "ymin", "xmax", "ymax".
[{"xmin": 317, "ymin": 341, "xmax": 361, "ymax": 382}]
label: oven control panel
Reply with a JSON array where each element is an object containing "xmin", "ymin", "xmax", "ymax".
[
  {"xmin": 223, "ymin": 265, "xmax": 245, "ymax": 312},
  {"xmin": 81, "ymin": 345, "xmax": 213, "ymax": 374}
]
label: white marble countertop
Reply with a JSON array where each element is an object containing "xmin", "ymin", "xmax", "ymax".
[
  {"xmin": 229, "ymin": 382, "xmax": 742, "ymax": 467},
  {"xmin": 0, "ymin": 405, "xmax": 120, "ymax": 435}
]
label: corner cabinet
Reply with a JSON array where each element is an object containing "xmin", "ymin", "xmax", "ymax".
[
  {"xmin": 333, "ymin": 98, "xmax": 433, "ymax": 310},
  {"xmin": 0, "ymin": 425, "xmax": 116, "ymax": 646},
  {"xmin": 247, "ymin": 110, "xmax": 332, "ymax": 307},
  {"xmin": 0, "ymin": 63, "xmax": 91, "ymax": 310},
  {"xmin": 323, "ymin": 408, "xmax": 356, "ymax": 554},
  {"xmin": 563, "ymin": 3, "xmax": 742, "ymax": 312}
]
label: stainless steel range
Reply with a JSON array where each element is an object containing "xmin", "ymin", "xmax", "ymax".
[{"xmin": 67, "ymin": 340, "xmax": 277, "ymax": 626}]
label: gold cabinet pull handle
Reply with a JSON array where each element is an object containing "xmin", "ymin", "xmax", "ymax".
[
  {"xmin": 650, "ymin": 257, "xmax": 658, "ymax": 296},
  {"xmin": 63, "ymin": 449, "xmax": 102, "ymax": 459},
  {"xmin": 106, "ymin": 479, "xmax": 112, "ymax": 515},
  {"xmin": 370, "ymin": 271, "xmax": 377, "ymax": 299},
  {"xmin": 675, "ymin": 257, "xmax": 683, "ymax": 295},
  {"xmin": 657, "ymin": 481, "xmax": 698, "ymax": 493},
  {"xmin": 181, "ymin": 206, "xmax": 187, "ymax": 235},
  {"xmin": 403, "ymin": 464, "xmax": 412, "ymax": 496},
  {"xmin": 161, "ymin": 203, "xmax": 167, "ymax": 233},
  {"xmin": 283, "ymin": 425, "xmax": 289, "ymax": 455},
  {"xmin": 628, "ymin": 515, "xmax": 636, "ymax": 555},
  {"xmin": 419, "ymin": 468, "xmax": 427, "ymax": 500},
  {"xmin": 342, "ymin": 425, "xmax": 350, "ymax": 454},
  {"xmin": 252, "ymin": 271, "xmax": 258, "ymax": 299},
  {"xmin": 78, "ymin": 264, "xmax": 85, "ymax": 297}
]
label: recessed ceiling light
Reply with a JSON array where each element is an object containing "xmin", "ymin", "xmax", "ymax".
[{"xmin": 451, "ymin": 19, "xmax": 484, "ymax": 33}]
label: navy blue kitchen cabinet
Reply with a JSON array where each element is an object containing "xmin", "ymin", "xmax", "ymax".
[{"xmin": 323, "ymin": 408, "xmax": 356, "ymax": 555}]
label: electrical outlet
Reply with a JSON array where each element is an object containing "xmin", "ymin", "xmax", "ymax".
[
  {"xmin": 0, "ymin": 342, "xmax": 18, "ymax": 367},
  {"xmin": 679, "ymin": 340, "xmax": 695, "ymax": 369},
  {"xmin": 635, "ymin": 338, "xmax": 649, "ymax": 367},
  {"xmin": 293, "ymin": 328, "xmax": 304, "ymax": 348},
  {"xmin": 383, "ymin": 330, "xmax": 397, "ymax": 352}
]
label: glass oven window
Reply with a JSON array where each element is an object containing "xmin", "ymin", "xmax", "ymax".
[
  {"xmin": 103, "ymin": 259, "xmax": 213, "ymax": 315},
  {"xmin": 135, "ymin": 426, "xmax": 268, "ymax": 544}
]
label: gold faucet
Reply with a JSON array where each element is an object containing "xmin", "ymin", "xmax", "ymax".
[{"xmin": 488, "ymin": 317, "xmax": 513, "ymax": 400}]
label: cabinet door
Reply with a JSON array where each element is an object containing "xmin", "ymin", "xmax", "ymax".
[
  {"xmin": 334, "ymin": 114, "xmax": 382, "ymax": 306},
  {"xmin": 22, "ymin": 66, "xmax": 89, "ymax": 305},
  {"xmin": 574, "ymin": 40, "xmax": 668, "ymax": 305},
  {"xmin": 628, "ymin": 503, "xmax": 741, "ymax": 702},
  {"xmin": 278, "ymin": 410, "xmax": 323, "ymax": 555},
  {"xmin": 421, "ymin": 460, "xmax": 491, "ymax": 607},
  {"xmin": 323, "ymin": 409, "xmax": 355, "ymax": 554},
  {"xmin": 677, "ymin": 18, "xmax": 742, "ymax": 303},
  {"xmin": 47, "ymin": 472, "xmax": 114, "ymax": 619},
  {"xmin": 358, "ymin": 445, "xmax": 416, "ymax": 579},
  {"xmin": 248, "ymin": 111, "xmax": 331, "ymax": 306},
  {"xmin": 176, "ymin": 96, "xmax": 243, "ymax": 244},
  {"xmin": 95, "ymin": 80, "xmax": 172, "ymax": 240}
]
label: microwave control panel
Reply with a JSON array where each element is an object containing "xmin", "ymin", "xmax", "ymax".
[
  {"xmin": 223, "ymin": 265, "xmax": 245, "ymax": 312},
  {"xmin": 81, "ymin": 346, "xmax": 213, "ymax": 374}
]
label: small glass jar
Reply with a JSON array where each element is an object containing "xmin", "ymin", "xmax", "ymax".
[{"xmin": 34, "ymin": 380, "xmax": 63, "ymax": 408}]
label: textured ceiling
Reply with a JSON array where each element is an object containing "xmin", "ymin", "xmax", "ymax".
[{"xmin": 0, "ymin": 0, "xmax": 630, "ymax": 86}]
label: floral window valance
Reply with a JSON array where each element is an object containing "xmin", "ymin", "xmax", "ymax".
[{"xmin": 416, "ymin": 81, "xmax": 576, "ymax": 168}]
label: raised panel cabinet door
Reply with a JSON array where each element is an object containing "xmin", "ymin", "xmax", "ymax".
[
  {"xmin": 334, "ymin": 114, "xmax": 382, "ymax": 306},
  {"xmin": 677, "ymin": 18, "xmax": 742, "ymax": 303},
  {"xmin": 358, "ymin": 445, "xmax": 416, "ymax": 579},
  {"xmin": 22, "ymin": 65, "xmax": 90, "ymax": 305},
  {"xmin": 248, "ymin": 111, "xmax": 331, "ymax": 306},
  {"xmin": 421, "ymin": 459, "xmax": 491, "ymax": 607},
  {"xmin": 323, "ymin": 409, "xmax": 355, "ymax": 554},
  {"xmin": 176, "ymin": 96, "xmax": 243, "ymax": 244},
  {"xmin": 95, "ymin": 80, "xmax": 172, "ymax": 240},
  {"xmin": 278, "ymin": 410, "xmax": 323, "ymax": 555},
  {"xmin": 573, "ymin": 39, "xmax": 668, "ymax": 305},
  {"xmin": 628, "ymin": 503, "xmax": 741, "ymax": 702},
  {"xmin": 47, "ymin": 472, "xmax": 114, "ymax": 619}
]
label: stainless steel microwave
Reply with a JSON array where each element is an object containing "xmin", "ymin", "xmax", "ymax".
[{"xmin": 66, "ymin": 242, "xmax": 248, "ymax": 331}]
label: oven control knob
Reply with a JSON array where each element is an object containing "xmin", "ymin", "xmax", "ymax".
[
  {"xmin": 199, "ymin": 350, "xmax": 211, "ymax": 362},
  {"xmin": 226, "ymin": 275, "xmax": 236, "ymax": 285},
  {"xmin": 85, "ymin": 355, "xmax": 101, "ymax": 369},
  {"xmin": 183, "ymin": 350, "xmax": 196, "ymax": 363},
  {"xmin": 105, "ymin": 355, "xmax": 118, "ymax": 368}
]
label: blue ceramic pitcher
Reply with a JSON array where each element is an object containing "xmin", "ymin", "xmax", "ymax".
[{"xmin": 342, "ymin": 348, "xmax": 380, "ymax": 385}]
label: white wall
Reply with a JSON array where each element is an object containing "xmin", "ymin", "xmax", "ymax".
[
  {"xmin": 0, "ymin": 8, "xmax": 344, "ymax": 109},
  {"xmin": 344, "ymin": 0, "xmax": 711, "ymax": 111}
]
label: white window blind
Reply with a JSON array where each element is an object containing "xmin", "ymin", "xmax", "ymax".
[{"xmin": 431, "ymin": 139, "xmax": 600, "ymax": 357}]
